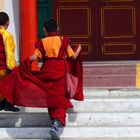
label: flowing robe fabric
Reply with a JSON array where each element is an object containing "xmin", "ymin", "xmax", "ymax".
[{"xmin": 0, "ymin": 37, "xmax": 83, "ymax": 109}]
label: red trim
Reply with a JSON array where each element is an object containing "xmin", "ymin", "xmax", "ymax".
[
  {"xmin": 20, "ymin": 0, "xmax": 38, "ymax": 69},
  {"xmin": 47, "ymin": 32, "xmax": 57, "ymax": 36}
]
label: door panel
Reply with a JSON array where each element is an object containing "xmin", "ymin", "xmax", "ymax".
[
  {"xmin": 97, "ymin": 0, "xmax": 140, "ymax": 60},
  {"xmin": 52, "ymin": 0, "xmax": 94, "ymax": 60},
  {"xmin": 52, "ymin": 0, "xmax": 140, "ymax": 61}
]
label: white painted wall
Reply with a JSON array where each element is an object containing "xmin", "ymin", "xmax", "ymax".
[
  {"xmin": 0, "ymin": 0, "xmax": 4, "ymax": 11},
  {"xmin": 3, "ymin": 0, "xmax": 20, "ymax": 64}
]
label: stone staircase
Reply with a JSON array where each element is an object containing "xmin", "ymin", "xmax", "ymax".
[
  {"xmin": 1, "ymin": 88, "xmax": 140, "ymax": 139},
  {"xmin": 83, "ymin": 61, "xmax": 140, "ymax": 88},
  {"xmin": 1, "ymin": 62, "xmax": 140, "ymax": 139}
]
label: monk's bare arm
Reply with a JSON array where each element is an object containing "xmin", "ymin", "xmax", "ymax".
[
  {"xmin": 71, "ymin": 44, "xmax": 82, "ymax": 59},
  {"xmin": 29, "ymin": 54, "xmax": 38, "ymax": 62}
]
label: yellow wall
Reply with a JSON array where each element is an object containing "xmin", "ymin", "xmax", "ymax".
[{"xmin": 0, "ymin": 0, "xmax": 4, "ymax": 11}]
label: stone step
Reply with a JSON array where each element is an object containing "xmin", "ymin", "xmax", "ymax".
[
  {"xmin": 4, "ymin": 138, "xmax": 140, "ymax": 140},
  {"xmin": 0, "ymin": 112, "xmax": 140, "ymax": 127},
  {"xmin": 83, "ymin": 75, "xmax": 136, "ymax": 87},
  {"xmin": 69, "ymin": 98, "xmax": 140, "ymax": 112},
  {"xmin": 63, "ymin": 139, "xmax": 140, "ymax": 140},
  {"xmin": 83, "ymin": 63, "xmax": 140, "ymax": 88},
  {"xmin": 83, "ymin": 65, "xmax": 136, "ymax": 75},
  {"xmin": 1, "ymin": 98, "xmax": 140, "ymax": 113},
  {"xmin": 1, "ymin": 127, "xmax": 140, "ymax": 139},
  {"xmin": 1, "ymin": 98, "xmax": 139, "ymax": 113},
  {"xmin": 84, "ymin": 88, "xmax": 140, "ymax": 98}
]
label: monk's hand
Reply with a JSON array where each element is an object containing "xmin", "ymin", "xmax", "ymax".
[
  {"xmin": 29, "ymin": 54, "xmax": 37, "ymax": 62},
  {"xmin": 78, "ymin": 44, "xmax": 82, "ymax": 51}
]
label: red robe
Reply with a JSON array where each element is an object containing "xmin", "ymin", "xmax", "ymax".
[{"xmin": 0, "ymin": 39, "xmax": 83, "ymax": 109}]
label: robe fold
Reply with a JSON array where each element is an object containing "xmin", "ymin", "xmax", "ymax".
[
  {"xmin": 66, "ymin": 47, "xmax": 83, "ymax": 100},
  {"xmin": 0, "ymin": 46, "xmax": 83, "ymax": 108}
]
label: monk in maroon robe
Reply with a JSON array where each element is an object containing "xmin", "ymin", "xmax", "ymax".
[{"xmin": 29, "ymin": 18, "xmax": 83, "ymax": 139}]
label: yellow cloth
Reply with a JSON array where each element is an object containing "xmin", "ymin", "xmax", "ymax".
[
  {"xmin": 0, "ymin": 27, "xmax": 16, "ymax": 70},
  {"xmin": 34, "ymin": 48, "xmax": 42, "ymax": 59},
  {"xmin": 34, "ymin": 36, "xmax": 74, "ymax": 58}
]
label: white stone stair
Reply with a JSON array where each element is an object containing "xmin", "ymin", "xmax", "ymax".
[
  {"xmin": 1, "ymin": 127, "xmax": 140, "ymax": 139},
  {"xmin": 1, "ymin": 88, "xmax": 140, "ymax": 139}
]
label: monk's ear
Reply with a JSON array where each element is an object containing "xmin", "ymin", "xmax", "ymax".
[{"xmin": 5, "ymin": 21, "xmax": 9, "ymax": 29}]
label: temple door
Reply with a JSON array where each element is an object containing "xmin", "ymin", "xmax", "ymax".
[{"xmin": 52, "ymin": 0, "xmax": 140, "ymax": 61}]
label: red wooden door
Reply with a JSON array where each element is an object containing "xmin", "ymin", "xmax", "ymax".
[
  {"xmin": 97, "ymin": 0, "xmax": 140, "ymax": 60},
  {"xmin": 52, "ymin": 0, "xmax": 140, "ymax": 61}
]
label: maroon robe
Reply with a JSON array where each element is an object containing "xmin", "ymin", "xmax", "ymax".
[
  {"xmin": 0, "ymin": 33, "xmax": 6, "ymax": 70},
  {"xmin": 0, "ymin": 37, "xmax": 83, "ymax": 109}
]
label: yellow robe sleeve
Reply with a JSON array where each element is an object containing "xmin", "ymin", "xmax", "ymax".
[
  {"xmin": 67, "ymin": 45, "xmax": 74, "ymax": 57},
  {"xmin": 3, "ymin": 32, "xmax": 16, "ymax": 70},
  {"xmin": 34, "ymin": 48, "xmax": 42, "ymax": 59}
]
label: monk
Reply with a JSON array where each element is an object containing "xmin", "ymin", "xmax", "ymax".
[
  {"xmin": 29, "ymin": 18, "xmax": 82, "ymax": 140},
  {"xmin": 0, "ymin": 12, "xmax": 19, "ymax": 112}
]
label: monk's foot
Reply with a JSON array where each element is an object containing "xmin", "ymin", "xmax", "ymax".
[{"xmin": 4, "ymin": 101, "xmax": 20, "ymax": 112}]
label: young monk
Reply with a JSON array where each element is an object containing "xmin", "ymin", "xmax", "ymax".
[
  {"xmin": 0, "ymin": 12, "xmax": 19, "ymax": 112},
  {"xmin": 29, "ymin": 18, "xmax": 82, "ymax": 139}
]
